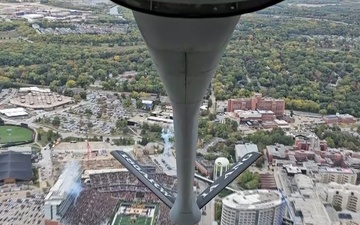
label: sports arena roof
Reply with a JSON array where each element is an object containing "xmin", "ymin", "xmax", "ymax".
[
  {"xmin": 0, "ymin": 108, "xmax": 28, "ymax": 117},
  {"xmin": 19, "ymin": 87, "xmax": 51, "ymax": 93},
  {"xmin": 82, "ymin": 168, "xmax": 128, "ymax": 179},
  {"xmin": 0, "ymin": 151, "xmax": 32, "ymax": 181}
]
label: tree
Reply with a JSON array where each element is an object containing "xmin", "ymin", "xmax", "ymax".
[
  {"xmin": 208, "ymin": 113, "xmax": 217, "ymax": 121},
  {"xmin": 116, "ymin": 119, "xmax": 127, "ymax": 130},
  {"xmin": 255, "ymin": 156, "xmax": 264, "ymax": 168},
  {"xmin": 319, "ymin": 109, "xmax": 327, "ymax": 115},
  {"xmin": 79, "ymin": 91, "xmax": 87, "ymax": 100},
  {"xmin": 333, "ymin": 205, "xmax": 342, "ymax": 211},
  {"xmin": 136, "ymin": 99, "xmax": 143, "ymax": 109},
  {"xmin": 325, "ymin": 137, "xmax": 335, "ymax": 148},
  {"xmin": 85, "ymin": 108, "xmax": 92, "ymax": 115},
  {"xmin": 73, "ymin": 94, "xmax": 81, "ymax": 103},
  {"xmin": 237, "ymin": 170, "xmax": 261, "ymax": 190},
  {"xmin": 66, "ymin": 79, "xmax": 76, "ymax": 88},
  {"xmin": 52, "ymin": 116, "xmax": 61, "ymax": 127}
]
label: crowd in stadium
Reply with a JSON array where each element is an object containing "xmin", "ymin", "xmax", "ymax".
[
  {"xmin": 62, "ymin": 171, "xmax": 180, "ymax": 225},
  {"xmin": 62, "ymin": 188, "xmax": 118, "ymax": 225},
  {"xmin": 89, "ymin": 171, "xmax": 177, "ymax": 190},
  {"xmin": 158, "ymin": 203, "xmax": 173, "ymax": 225}
]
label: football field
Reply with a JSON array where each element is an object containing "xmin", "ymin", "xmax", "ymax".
[
  {"xmin": 0, "ymin": 125, "xmax": 34, "ymax": 144},
  {"xmin": 111, "ymin": 202, "xmax": 159, "ymax": 225},
  {"xmin": 113, "ymin": 215, "xmax": 152, "ymax": 225}
]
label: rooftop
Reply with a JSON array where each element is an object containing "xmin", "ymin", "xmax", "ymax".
[
  {"xmin": 222, "ymin": 189, "xmax": 282, "ymax": 210},
  {"xmin": 328, "ymin": 182, "xmax": 360, "ymax": 192},
  {"xmin": 266, "ymin": 144, "xmax": 290, "ymax": 159},
  {"xmin": 294, "ymin": 174, "xmax": 313, "ymax": 189},
  {"xmin": 257, "ymin": 109, "xmax": 274, "ymax": 114},
  {"xmin": 0, "ymin": 151, "xmax": 32, "ymax": 181},
  {"xmin": 292, "ymin": 198, "xmax": 332, "ymax": 225},
  {"xmin": 235, "ymin": 143, "xmax": 259, "ymax": 160},
  {"xmin": 318, "ymin": 167, "xmax": 354, "ymax": 174},
  {"xmin": 0, "ymin": 108, "xmax": 28, "ymax": 117},
  {"xmin": 86, "ymin": 168, "xmax": 128, "ymax": 175},
  {"xmin": 285, "ymin": 165, "xmax": 303, "ymax": 174},
  {"xmin": 19, "ymin": 87, "xmax": 51, "ymax": 93},
  {"xmin": 234, "ymin": 110, "xmax": 261, "ymax": 117}
]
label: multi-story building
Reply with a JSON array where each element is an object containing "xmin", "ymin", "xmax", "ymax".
[
  {"xmin": 319, "ymin": 167, "xmax": 357, "ymax": 185},
  {"xmin": 325, "ymin": 182, "xmax": 360, "ymax": 212},
  {"xmin": 293, "ymin": 135, "xmax": 328, "ymax": 152},
  {"xmin": 221, "ymin": 190, "xmax": 284, "ymax": 225},
  {"xmin": 323, "ymin": 113, "xmax": 357, "ymax": 125},
  {"xmin": 227, "ymin": 93, "xmax": 285, "ymax": 117},
  {"xmin": 44, "ymin": 162, "xmax": 82, "ymax": 225}
]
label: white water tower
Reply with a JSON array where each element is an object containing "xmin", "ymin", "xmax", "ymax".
[{"xmin": 213, "ymin": 157, "xmax": 230, "ymax": 180}]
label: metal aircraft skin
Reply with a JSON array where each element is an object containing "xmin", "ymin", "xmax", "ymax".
[
  {"xmin": 111, "ymin": 150, "xmax": 261, "ymax": 208},
  {"xmin": 109, "ymin": 1, "xmax": 284, "ymax": 224}
]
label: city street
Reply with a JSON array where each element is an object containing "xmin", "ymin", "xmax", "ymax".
[{"xmin": 198, "ymin": 180, "xmax": 215, "ymax": 225}]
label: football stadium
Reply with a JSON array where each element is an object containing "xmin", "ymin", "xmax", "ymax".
[
  {"xmin": 56, "ymin": 168, "xmax": 177, "ymax": 225},
  {"xmin": 111, "ymin": 202, "xmax": 159, "ymax": 225}
]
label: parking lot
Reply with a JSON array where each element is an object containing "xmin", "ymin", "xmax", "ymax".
[
  {"xmin": 36, "ymin": 23, "xmax": 128, "ymax": 35},
  {"xmin": 0, "ymin": 192, "xmax": 45, "ymax": 225},
  {"xmin": 150, "ymin": 154, "xmax": 177, "ymax": 176},
  {"xmin": 41, "ymin": 91, "xmax": 131, "ymax": 135}
]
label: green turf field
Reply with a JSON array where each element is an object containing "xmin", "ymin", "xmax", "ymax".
[
  {"xmin": 111, "ymin": 202, "xmax": 159, "ymax": 225},
  {"xmin": 0, "ymin": 125, "xmax": 34, "ymax": 144},
  {"xmin": 113, "ymin": 215, "xmax": 152, "ymax": 225}
]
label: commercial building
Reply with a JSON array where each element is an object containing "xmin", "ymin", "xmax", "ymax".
[
  {"xmin": 266, "ymin": 144, "xmax": 292, "ymax": 165},
  {"xmin": 213, "ymin": 157, "xmax": 230, "ymax": 180},
  {"xmin": 319, "ymin": 167, "xmax": 357, "ymax": 185},
  {"xmin": 323, "ymin": 113, "xmax": 356, "ymax": 125},
  {"xmin": 0, "ymin": 107, "xmax": 28, "ymax": 117},
  {"xmin": 221, "ymin": 190, "xmax": 284, "ymax": 225},
  {"xmin": 44, "ymin": 163, "xmax": 81, "ymax": 224},
  {"xmin": 10, "ymin": 87, "xmax": 73, "ymax": 110},
  {"xmin": 293, "ymin": 135, "xmax": 328, "ymax": 152},
  {"xmin": 0, "ymin": 151, "xmax": 32, "ymax": 184},
  {"xmin": 235, "ymin": 143, "xmax": 259, "ymax": 162},
  {"xmin": 290, "ymin": 197, "xmax": 332, "ymax": 225},
  {"xmin": 227, "ymin": 93, "xmax": 285, "ymax": 117},
  {"xmin": 324, "ymin": 182, "xmax": 360, "ymax": 212}
]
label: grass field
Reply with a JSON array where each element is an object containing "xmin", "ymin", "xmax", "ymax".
[
  {"xmin": 0, "ymin": 125, "xmax": 34, "ymax": 144},
  {"xmin": 113, "ymin": 215, "xmax": 152, "ymax": 225},
  {"xmin": 111, "ymin": 202, "xmax": 159, "ymax": 225}
]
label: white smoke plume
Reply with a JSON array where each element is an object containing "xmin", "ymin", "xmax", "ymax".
[
  {"xmin": 161, "ymin": 126, "xmax": 174, "ymax": 156},
  {"xmin": 59, "ymin": 160, "xmax": 83, "ymax": 205}
]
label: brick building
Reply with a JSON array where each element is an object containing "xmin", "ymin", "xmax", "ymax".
[
  {"xmin": 227, "ymin": 93, "xmax": 285, "ymax": 117},
  {"xmin": 323, "ymin": 113, "xmax": 357, "ymax": 124}
]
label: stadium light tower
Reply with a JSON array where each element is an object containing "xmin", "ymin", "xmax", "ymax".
[{"xmin": 110, "ymin": 1, "xmax": 283, "ymax": 224}]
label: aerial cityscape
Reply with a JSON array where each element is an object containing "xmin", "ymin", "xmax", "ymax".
[{"xmin": 0, "ymin": 0, "xmax": 360, "ymax": 225}]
